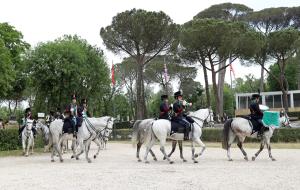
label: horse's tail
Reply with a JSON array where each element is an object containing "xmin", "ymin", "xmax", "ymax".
[
  {"xmin": 131, "ymin": 120, "xmax": 142, "ymax": 148},
  {"xmin": 222, "ymin": 119, "xmax": 233, "ymax": 150}
]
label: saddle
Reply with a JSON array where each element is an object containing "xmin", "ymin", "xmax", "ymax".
[{"xmin": 240, "ymin": 116, "xmax": 269, "ymax": 134}]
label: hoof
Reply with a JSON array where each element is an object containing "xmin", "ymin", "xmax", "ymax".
[
  {"xmin": 271, "ymin": 158, "xmax": 276, "ymax": 161},
  {"xmin": 228, "ymin": 159, "xmax": 233, "ymax": 161},
  {"xmin": 169, "ymin": 161, "xmax": 174, "ymax": 164},
  {"xmin": 183, "ymin": 159, "xmax": 187, "ymax": 162},
  {"xmin": 138, "ymin": 159, "xmax": 142, "ymax": 162},
  {"xmin": 145, "ymin": 161, "xmax": 150, "ymax": 164},
  {"xmin": 244, "ymin": 157, "xmax": 249, "ymax": 161},
  {"xmin": 51, "ymin": 159, "xmax": 55, "ymax": 162},
  {"xmin": 93, "ymin": 155, "xmax": 96, "ymax": 159},
  {"xmin": 71, "ymin": 155, "xmax": 74, "ymax": 159},
  {"xmin": 153, "ymin": 157, "xmax": 158, "ymax": 161},
  {"xmin": 60, "ymin": 159, "xmax": 64, "ymax": 163},
  {"xmin": 194, "ymin": 160, "xmax": 198, "ymax": 164},
  {"xmin": 25, "ymin": 154, "xmax": 29, "ymax": 157},
  {"xmin": 163, "ymin": 157, "xmax": 166, "ymax": 160},
  {"xmin": 252, "ymin": 156, "xmax": 256, "ymax": 161},
  {"xmin": 194, "ymin": 154, "xmax": 198, "ymax": 158},
  {"xmin": 76, "ymin": 157, "xmax": 79, "ymax": 160},
  {"xmin": 87, "ymin": 159, "xmax": 92, "ymax": 163}
]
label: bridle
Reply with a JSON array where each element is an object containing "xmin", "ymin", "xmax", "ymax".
[
  {"xmin": 84, "ymin": 117, "xmax": 113, "ymax": 141},
  {"xmin": 190, "ymin": 109, "xmax": 214, "ymax": 128}
]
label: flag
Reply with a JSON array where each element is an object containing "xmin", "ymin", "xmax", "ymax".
[
  {"xmin": 229, "ymin": 63, "xmax": 235, "ymax": 79},
  {"xmin": 111, "ymin": 62, "xmax": 115, "ymax": 86}
]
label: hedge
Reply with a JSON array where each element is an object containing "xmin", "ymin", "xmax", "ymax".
[
  {"xmin": 111, "ymin": 128, "xmax": 300, "ymax": 143},
  {"xmin": 0, "ymin": 128, "xmax": 45, "ymax": 151}
]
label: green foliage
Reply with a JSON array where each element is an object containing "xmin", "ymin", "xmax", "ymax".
[
  {"xmin": 27, "ymin": 35, "xmax": 110, "ymax": 116},
  {"xmin": 234, "ymin": 74, "xmax": 261, "ymax": 93},
  {"xmin": 267, "ymin": 59, "xmax": 298, "ymax": 91},
  {"xmin": 0, "ymin": 128, "xmax": 44, "ymax": 151},
  {"xmin": 210, "ymin": 84, "xmax": 235, "ymax": 116},
  {"xmin": 194, "ymin": 2, "xmax": 253, "ymax": 21}
]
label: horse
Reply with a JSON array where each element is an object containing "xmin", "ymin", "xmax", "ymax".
[
  {"xmin": 143, "ymin": 108, "xmax": 214, "ymax": 164},
  {"xmin": 49, "ymin": 116, "xmax": 114, "ymax": 163},
  {"xmin": 222, "ymin": 118, "xmax": 276, "ymax": 162},
  {"xmin": 98, "ymin": 125, "xmax": 113, "ymax": 150},
  {"xmin": 35, "ymin": 120, "xmax": 51, "ymax": 152},
  {"xmin": 166, "ymin": 109, "xmax": 214, "ymax": 162},
  {"xmin": 131, "ymin": 119, "xmax": 157, "ymax": 162},
  {"xmin": 21, "ymin": 119, "xmax": 35, "ymax": 157},
  {"xmin": 279, "ymin": 113, "xmax": 291, "ymax": 128}
]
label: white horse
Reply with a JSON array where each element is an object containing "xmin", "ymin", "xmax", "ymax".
[
  {"xmin": 143, "ymin": 108, "xmax": 214, "ymax": 164},
  {"xmin": 49, "ymin": 116, "xmax": 114, "ymax": 163},
  {"xmin": 35, "ymin": 120, "xmax": 51, "ymax": 152},
  {"xmin": 222, "ymin": 118, "xmax": 276, "ymax": 161},
  {"xmin": 21, "ymin": 119, "xmax": 35, "ymax": 156}
]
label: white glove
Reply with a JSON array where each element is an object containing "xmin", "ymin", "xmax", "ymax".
[
  {"xmin": 182, "ymin": 100, "xmax": 187, "ymax": 106},
  {"xmin": 170, "ymin": 104, "xmax": 173, "ymax": 108}
]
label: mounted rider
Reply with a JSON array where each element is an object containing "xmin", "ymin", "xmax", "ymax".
[
  {"xmin": 19, "ymin": 108, "xmax": 37, "ymax": 138},
  {"xmin": 249, "ymin": 94, "xmax": 265, "ymax": 138},
  {"xmin": 172, "ymin": 91, "xmax": 194, "ymax": 140},
  {"xmin": 159, "ymin": 95, "xmax": 171, "ymax": 120},
  {"xmin": 76, "ymin": 98, "xmax": 89, "ymax": 130},
  {"xmin": 64, "ymin": 94, "xmax": 79, "ymax": 137}
]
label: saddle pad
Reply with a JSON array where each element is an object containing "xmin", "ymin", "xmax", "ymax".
[
  {"xmin": 263, "ymin": 111, "xmax": 280, "ymax": 128},
  {"xmin": 169, "ymin": 133, "xmax": 184, "ymax": 141}
]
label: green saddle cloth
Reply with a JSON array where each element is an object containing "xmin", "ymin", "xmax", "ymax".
[{"xmin": 263, "ymin": 111, "xmax": 280, "ymax": 128}]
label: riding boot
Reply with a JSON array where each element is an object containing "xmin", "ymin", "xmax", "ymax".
[
  {"xmin": 257, "ymin": 126, "xmax": 265, "ymax": 139},
  {"xmin": 184, "ymin": 129, "xmax": 189, "ymax": 141}
]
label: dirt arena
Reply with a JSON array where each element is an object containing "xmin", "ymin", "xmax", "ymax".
[{"xmin": 0, "ymin": 142, "xmax": 300, "ymax": 190}]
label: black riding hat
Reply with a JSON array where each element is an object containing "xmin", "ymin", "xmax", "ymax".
[
  {"xmin": 251, "ymin": 94, "xmax": 260, "ymax": 100},
  {"xmin": 25, "ymin": 107, "xmax": 31, "ymax": 113},
  {"xmin": 71, "ymin": 94, "xmax": 76, "ymax": 100},
  {"xmin": 161, "ymin": 95, "xmax": 168, "ymax": 100},
  {"xmin": 174, "ymin": 91, "xmax": 182, "ymax": 99}
]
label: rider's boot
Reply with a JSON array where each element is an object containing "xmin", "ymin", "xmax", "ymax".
[{"xmin": 257, "ymin": 126, "xmax": 265, "ymax": 139}]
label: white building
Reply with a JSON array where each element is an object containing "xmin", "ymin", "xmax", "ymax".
[{"xmin": 235, "ymin": 90, "xmax": 300, "ymax": 116}]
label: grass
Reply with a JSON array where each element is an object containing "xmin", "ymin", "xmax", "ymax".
[{"xmin": 0, "ymin": 148, "xmax": 45, "ymax": 157}]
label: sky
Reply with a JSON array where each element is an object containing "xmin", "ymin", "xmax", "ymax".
[{"xmin": 1, "ymin": 0, "xmax": 300, "ymax": 86}]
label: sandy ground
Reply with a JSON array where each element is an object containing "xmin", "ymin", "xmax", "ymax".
[{"xmin": 0, "ymin": 142, "xmax": 300, "ymax": 190}]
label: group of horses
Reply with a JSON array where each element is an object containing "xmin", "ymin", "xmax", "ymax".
[
  {"xmin": 21, "ymin": 108, "xmax": 291, "ymax": 164},
  {"xmin": 21, "ymin": 116, "xmax": 114, "ymax": 162},
  {"xmin": 132, "ymin": 108, "xmax": 292, "ymax": 164}
]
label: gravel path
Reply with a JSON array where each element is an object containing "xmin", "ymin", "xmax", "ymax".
[{"xmin": 0, "ymin": 142, "xmax": 300, "ymax": 190}]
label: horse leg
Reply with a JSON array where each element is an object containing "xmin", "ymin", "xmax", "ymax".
[
  {"xmin": 237, "ymin": 139, "xmax": 248, "ymax": 161},
  {"xmin": 26, "ymin": 138, "xmax": 30, "ymax": 157},
  {"xmin": 266, "ymin": 139, "xmax": 276, "ymax": 161},
  {"xmin": 70, "ymin": 139, "xmax": 77, "ymax": 159},
  {"xmin": 168, "ymin": 140, "xmax": 177, "ymax": 159},
  {"xmin": 179, "ymin": 140, "xmax": 187, "ymax": 162},
  {"xmin": 31, "ymin": 137, "xmax": 34, "ymax": 154},
  {"xmin": 194, "ymin": 138, "xmax": 206, "ymax": 158},
  {"xmin": 252, "ymin": 141, "xmax": 265, "ymax": 161},
  {"xmin": 93, "ymin": 138, "xmax": 101, "ymax": 159},
  {"xmin": 144, "ymin": 138, "xmax": 155, "ymax": 164},
  {"xmin": 22, "ymin": 137, "xmax": 26, "ymax": 156},
  {"xmin": 149, "ymin": 149, "xmax": 157, "ymax": 161},
  {"xmin": 159, "ymin": 139, "xmax": 173, "ymax": 164},
  {"xmin": 227, "ymin": 131, "xmax": 236, "ymax": 161},
  {"xmin": 191, "ymin": 141, "xmax": 198, "ymax": 163},
  {"xmin": 85, "ymin": 136, "xmax": 94, "ymax": 163},
  {"xmin": 53, "ymin": 143, "xmax": 63, "ymax": 162},
  {"xmin": 136, "ymin": 142, "xmax": 142, "ymax": 162}
]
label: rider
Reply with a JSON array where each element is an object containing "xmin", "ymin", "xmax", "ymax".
[
  {"xmin": 55, "ymin": 107, "xmax": 64, "ymax": 119},
  {"xmin": 76, "ymin": 98, "xmax": 88, "ymax": 131},
  {"xmin": 159, "ymin": 95, "xmax": 171, "ymax": 120},
  {"xmin": 19, "ymin": 108, "xmax": 37, "ymax": 138},
  {"xmin": 249, "ymin": 94, "xmax": 264, "ymax": 138},
  {"xmin": 172, "ymin": 91, "xmax": 194, "ymax": 140},
  {"xmin": 65, "ymin": 94, "xmax": 78, "ymax": 137}
]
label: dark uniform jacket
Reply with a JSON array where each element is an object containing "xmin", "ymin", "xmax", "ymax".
[
  {"xmin": 173, "ymin": 100, "xmax": 185, "ymax": 119},
  {"xmin": 159, "ymin": 102, "xmax": 171, "ymax": 119},
  {"xmin": 249, "ymin": 102, "xmax": 264, "ymax": 120}
]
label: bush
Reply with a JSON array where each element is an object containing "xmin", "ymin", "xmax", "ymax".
[
  {"xmin": 0, "ymin": 128, "xmax": 45, "ymax": 151},
  {"xmin": 110, "ymin": 127, "xmax": 300, "ymax": 143}
]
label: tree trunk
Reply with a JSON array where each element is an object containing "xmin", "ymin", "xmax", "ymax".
[
  {"xmin": 211, "ymin": 70, "xmax": 220, "ymax": 117},
  {"xmin": 280, "ymin": 70, "xmax": 289, "ymax": 111},
  {"xmin": 201, "ymin": 57, "xmax": 211, "ymax": 107},
  {"xmin": 259, "ymin": 62, "xmax": 265, "ymax": 92},
  {"xmin": 217, "ymin": 59, "xmax": 226, "ymax": 120},
  {"xmin": 298, "ymin": 61, "xmax": 300, "ymax": 90},
  {"xmin": 135, "ymin": 58, "xmax": 146, "ymax": 119}
]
